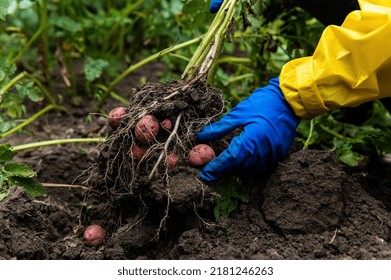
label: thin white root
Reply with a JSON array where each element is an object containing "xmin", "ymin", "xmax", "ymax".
[
  {"xmin": 152, "ymin": 188, "xmax": 172, "ymax": 241},
  {"xmin": 42, "ymin": 182, "xmax": 94, "ymax": 192},
  {"xmin": 329, "ymin": 228, "xmax": 338, "ymax": 244},
  {"xmin": 148, "ymin": 112, "xmax": 183, "ymax": 180}
]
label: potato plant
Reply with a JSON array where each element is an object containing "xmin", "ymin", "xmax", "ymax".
[{"xmin": 87, "ymin": 0, "xmax": 247, "ymax": 240}]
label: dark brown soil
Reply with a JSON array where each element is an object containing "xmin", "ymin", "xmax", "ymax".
[{"xmin": 1, "ymin": 80, "xmax": 391, "ymax": 260}]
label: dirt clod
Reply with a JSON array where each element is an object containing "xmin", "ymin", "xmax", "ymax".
[{"xmin": 263, "ymin": 150, "xmax": 344, "ymax": 233}]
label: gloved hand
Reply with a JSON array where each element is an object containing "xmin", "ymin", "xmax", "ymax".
[
  {"xmin": 196, "ymin": 78, "xmax": 300, "ymax": 182},
  {"xmin": 210, "ymin": 0, "xmax": 224, "ymax": 13}
]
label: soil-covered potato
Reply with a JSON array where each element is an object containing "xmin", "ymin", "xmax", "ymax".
[
  {"xmin": 83, "ymin": 225, "xmax": 106, "ymax": 247},
  {"xmin": 134, "ymin": 115, "xmax": 160, "ymax": 143},
  {"xmin": 108, "ymin": 107, "xmax": 126, "ymax": 129},
  {"xmin": 165, "ymin": 153, "xmax": 180, "ymax": 169},
  {"xmin": 188, "ymin": 144, "xmax": 216, "ymax": 167},
  {"xmin": 161, "ymin": 119, "xmax": 172, "ymax": 130},
  {"xmin": 130, "ymin": 144, "xmax": 148, "ymax": 161}
]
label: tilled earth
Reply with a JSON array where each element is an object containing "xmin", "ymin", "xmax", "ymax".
[{"xmin": 1, "ymin": 98, "xmax": 391, "ymax": 260}]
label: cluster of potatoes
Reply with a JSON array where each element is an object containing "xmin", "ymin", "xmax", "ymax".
[{"xmin": 108, "ymin": 107, "xmax": 216, "ymax": 169}]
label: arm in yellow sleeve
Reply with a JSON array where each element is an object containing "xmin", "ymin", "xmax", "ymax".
[{"xmin": 280, "ymin": 0, "xmax": 391, "ymax": 119}]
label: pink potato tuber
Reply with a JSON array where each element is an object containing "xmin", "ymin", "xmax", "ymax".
[
  {"xmin": 134, "ymin": 115, "xmax": 159, "ymax": 143},
  {"xmin": 130, "ymin": 144, "xmax": 148, "ymax": 161},
  {"xmin": 83, "ymin": 224, "xmax": 106, "ymax": 247},
  {"xmin": 165, "ymin": 153, "xmax": 180, "ymax": 169},
  {"xmin": 108, "ymin": 107, "xmax": 127, "ymax": 129},
  {"xmin": 188, "ymin": 144, "xmax": 216, "ymax": 167},
  {"xmin": 161, "ymin": 119, "xmax": 172, "ymax": 130}
]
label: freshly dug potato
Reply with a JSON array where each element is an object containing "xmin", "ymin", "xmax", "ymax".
[
  {"xmin": 188, "ymin": 144, "xmax": 216, "ymax": 167},
  {"xmin": 130, "ymin": 144, "xmax": 148, "ymax": 161},
  {"xmin": 108, "ymin": 107, "xmax": 126, "ymax": 129},
  {"xmin": 165, "ymin": 153, "xmax": 180, "ymax": 169},
  {"xmin": 135, "ymin": 115, "xmax": 159, "ymax": 143},
  {"xmin": 161, "ymin": 119, "xmax": 172, "ymax": 130},
  {"xmin": 83, "ymin": 224, "xmax": 106, "ymax": 247}
]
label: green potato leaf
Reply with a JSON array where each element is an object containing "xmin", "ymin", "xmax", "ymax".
[
  {"xmin": 4, "ymin": 162, "xmax": 37, "ymax": 178},
  {"xmin": 8, "ymin": 177, "xmax": 46, "ymax": 198},
  {"xmin": 0, "ymin": 189, "xmax": 10, "ymax": 202},
  {"xmin": 84, "ymin": 57, "xmax": 109, "ymax": 82},
  {"xmin": 0, "ymin": 0, "xmax": 10, "ymax": 20},
  {"xmin": 0, "ymin": 143, "xmax": 14, "ymax": 163}
]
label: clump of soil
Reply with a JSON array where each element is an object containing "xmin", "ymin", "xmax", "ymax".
[{"xmin": 263, "ymin": 151, "xmax": 345, "ymax": 233}]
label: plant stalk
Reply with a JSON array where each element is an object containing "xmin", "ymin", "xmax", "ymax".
[
  {"xmin": 96, "ymin": 84, "xmax": 130, "ymax": 106},
  {"xmin": 303, "ymin": 119, "xmax": 315, "ymax": 149},
  {"xmin": 319, "ymin": 124, "xmax": 353, "ymax": 141},
  {"xmin": 39, "ymin": 0, "xmax": 51, "ymax": 85},
  {"xmin": 12, "ymin": 138, "xmax": 105, "ymax": 152},
  {"xmin": 182, "ymin": 0, "xmax": 239, "ymax": 81},
  {"xmin": 104, "ymin": 0, "xmax": 145, "ymax": 52},
  {"xmin": 0, "ymin": 72, "xmax": 27, "ymax": 94},
  {"xmin": 0, "ymin": 71, "xmax": 57, "ymax": 106},
  {"xmin": 0, "ymin": 105, "xmax": 66, "ymax": 138}
]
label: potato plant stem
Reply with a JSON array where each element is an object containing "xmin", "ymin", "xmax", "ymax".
[
  {"xmin": 319, "ymin": 124, "xmax": 354, "ymax": 141},
  {"xmin": 0, "ymin": 104, "xmax": 66, "ymax": 138},
  {"xmin": 303, "ymin": 119, "xmax": 315, "ymax": 149},
  {"xmin": 25, "ymin": 73, "xmax": 57, "ymax": 106},
  {"xmin": 0, "ymin": 72, "xmax": 26, "ymax": 98},
  {"xmin": 168, "ymin": 53, "xmax": 191, "ymax": 62},
  {"xmin": 11, "ymin": 26, "xmax": 43, "ymax": 65},
  {"xmin": 217, "ymin": 56, "xmax": 251, "ymax": 64},
  {"xmin": 11, "ymin": 138, "xmax": 105, "ymax": 152},
  {"xmin": 0, "ymin": 71, "xmax": 57, "ymax": 106},
  {"xmin": 227, "ymin": 72, "xmax": 254, "ymax": 84},
  {"xmin": 1, "ymin": 72, "xmax": 27, "ymax": 93},
  {"xmin": 96, "ymin": 84, "xmax": 130, "ymax": 106},
  {"xmin": 104, "ymin": 0, "xmax": 145, "ymax": 51},
  {"xmin": 182, "ymin": 0, "xmax": 239, "ymax": 80},
  {"xmin": 182, "ymin": 0, "xmax": 230, "ymax": 76},
  {"xmin": 39, "ymin": 0, "xmax": 50, "ymax": 85}
]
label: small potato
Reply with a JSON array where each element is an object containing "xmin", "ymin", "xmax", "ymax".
[
  {"xmin": 130, "ymin": 144, "xmax": 148, "ymax": 161},
  {"xmin": 161, "ymin": 119, "xmax": 172, "ymax": 130},
  {"xmin": 165, "ymin": 153, "xmax": 180, "ymax": 169},
  {"xmin": 135, "ymin": 115, "xmax": 159, "ymax": 143},
  {"xmin": 188, "ymin": 144, "xmax": 216, "ymax": 167},
  {"xmin": 83, "ymin": 224, "xmax": 106, "ymax": 247},
  {"xmin": 108, "ymin": 107, "xmax": 126, "ymax": 129}
]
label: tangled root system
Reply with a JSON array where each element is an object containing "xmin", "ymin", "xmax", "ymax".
[{"xmin": 91, "ymin": 79, "xmax": 227, "ymax": 237}]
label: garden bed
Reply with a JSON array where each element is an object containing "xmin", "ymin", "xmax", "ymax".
[{"xmin": 1, "ymin": 93, "xmax": 390, "ymax": 260}]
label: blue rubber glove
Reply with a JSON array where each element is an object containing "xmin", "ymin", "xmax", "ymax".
[
  {"xmin": 196, "ymin": 78, "xmax": 300, "ymax": 182},
  {"xmin": 210, "ymin": 0, "xmax": 224, "ymax": 13}
]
